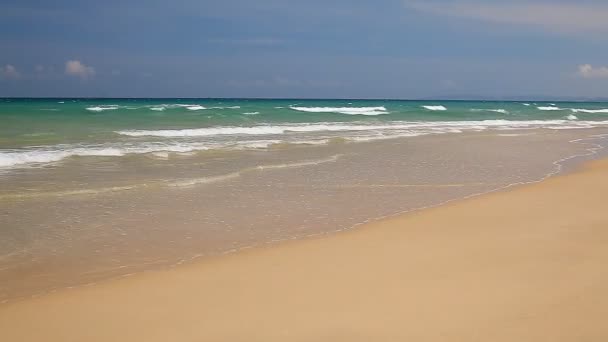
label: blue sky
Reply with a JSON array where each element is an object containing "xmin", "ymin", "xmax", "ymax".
[{"xmin": 1, "ymin": 0, "xmax": 607, "ymax": 98}]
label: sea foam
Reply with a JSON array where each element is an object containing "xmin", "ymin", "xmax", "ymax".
[
  {"xmin": 185, "ymin": 105, "xmax": 206, "ymax": 111},
  {"xmin": 422, "ymin": 105, "xmax": 447, "ymax": 111},
  {"xmin": 537, "ymin": 106, "xmax": 563, "ymax": 111},
  {"xmin": 289, "ymin": 106, "xmax": 388, "ymax": 115},
  {"xmin": 570, "ymin": 108, "xmax": 608, "ymax": 114},
  {"xmin": 566, "ymin": 114, "xmax": 578, "ymax": 120},
  {"xmin": 471, "ymin": 109, "xmax": 509, "ymax": 114},
  {"xmin": 116, "ymin": 119, "xmax": 608, "ymax": 138},
  {"xmin": 86, "ymin": 106, "xmax": 120, "ymax": 112}
]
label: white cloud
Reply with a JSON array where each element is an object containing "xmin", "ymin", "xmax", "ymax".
[
  {"xmin": 65, "ymin": 60, "xmax": 95, "ymax": 79},
  {"xmin": 1, "ymin": 64, "xmax": 20, "ymax": 79},
  {"xmin": 404, "ymin": 1, "xmax": 608, "ymax": 34},
  {"xmin": 578, "ymin": 64, "xmax": 608, "ymax": 79}
]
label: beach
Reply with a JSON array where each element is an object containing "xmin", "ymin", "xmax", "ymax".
[
  {"xmin": 4, "ymin": 99, "xmax": 608, "ymax": 302},
  {"xmin": 1, "ymin": 157, "xmax": 607, "ymax": 341}
]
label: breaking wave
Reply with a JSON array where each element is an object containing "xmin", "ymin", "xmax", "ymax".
[
  {"xmin": 537, "ymin": 106, "xmax": 563, "ymax": 111},
  {"xmin": 289, "ymin": 106, "xmax": 388, "ymax": 115},
  {"xmin": 116, "ymin": 119, "xmax": 608, "ymax": 138},
  {"xmin": 471, "ymin": 109, "xmax": 509, "ymax": 114},
  {"xmin": 566, "ymin": 114, "xmax": 578, "ymax": 120},
  {"xmin": 570, "ymin": 108, "xmax": 608, "ymax": 114},
  {"xmin": 86, "ymin": 106, "xmax": 120, "ymax": 112},
  {"xmin": 422, "ymin": 105, "xmax": 447, "ymax": 111}
]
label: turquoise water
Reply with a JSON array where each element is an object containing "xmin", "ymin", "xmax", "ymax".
[{"xmin": 2, "ymin": 98, "xmax": 608, "ymax": 168}]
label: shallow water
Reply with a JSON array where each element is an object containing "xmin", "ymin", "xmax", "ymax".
[
  {"xmin": 2, "ymin": 99, "xmax": 608, "ymax": 302},
  {"xmin": 2, "ymin": 127, "xmax": 608, "ymax": 302}
]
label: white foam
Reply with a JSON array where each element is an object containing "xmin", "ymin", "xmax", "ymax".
[
  {"xmin": 537, "ymin": 106, "xmax": 563, "ymax": 111},
  {"xmin": 211, "ymin": 106, "xmax": 241, "ymax": 109},
  {"xmin": 422, "ymin": 105, "xmax": 447, "ymax": 111},
  {"xmin": 471, "ymin": 109, "xmax": 509, "ymax": 114},
  {"xmin": 169, "ymin": 172, "xmax": 242, "ymax": 187},
  {"xmin": 242, "ymin": 112, "xmax": 260, "ymax": 115},
  {"xmin": 566, "ymin": 114, "xmax": 578, "ymax": 120},
  {"xmin": 9, "ymin": 119, "xmax": 608, "ymax": 169},
  {"xmin": 144, "ymin": 104, "xmax": 206, "ymax": 111},
  {"xmin": 185, "ymin": 105, "xmax": 206, "ymax": 111},
  {"xmin": 0, "ymin": 139, "xmax": 297, "ymax": 168},
  {"xmin": 116, "ymin": 119, "xmax": 608, "ymax": 139},
  {"xmin": 0, "ymin": 144, "xmax": 208, "ymax": 168},
  {"xmin": 570, "ymin": 108, "xmax": 608, "ymax": 114},
  {"xmin": 522, "ymin": 103, "xmax": 531, "ymax": 106},
  {"xmin": 86, "ymin": 106, "xmax": 119, "ymax": 112},
  {"xmin": 169, "ymin": 155, "xmax": 342, "ymax": 187},
  {"xmin": 289, "ymin": 106, "xmax": 388, "ymax": 115}
]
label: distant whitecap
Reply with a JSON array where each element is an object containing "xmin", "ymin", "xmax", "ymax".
[{"xmin": 422, "ymin": 105, "xmax": 447, "ymax": 111}]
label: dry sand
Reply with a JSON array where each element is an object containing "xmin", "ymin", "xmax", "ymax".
[{"xmin": 1, "ymin": 160, "xmax": 608, "ymax": 341}]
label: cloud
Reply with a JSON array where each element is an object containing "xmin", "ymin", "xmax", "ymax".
[
  {"xmin": 404, "ymin": 1, "xmax": 608, "ymax": 34},
  {"xmin": 1, "ymin": 64, "xmax": 20, "ymax": 79},
  {"xmin": 65, "ymin": 60, "xmax": 95, "ymax": 79},
  {"xmin": 578, "ymin": 64, "xmax": 608, "ymax": 79}
]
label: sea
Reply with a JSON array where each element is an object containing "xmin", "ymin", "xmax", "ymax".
[{"xmin": 2, "ymin": 98, "xmax": 608, "ymax": 302}]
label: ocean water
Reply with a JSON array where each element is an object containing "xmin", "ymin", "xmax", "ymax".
[
  {"xmin": 2, "ymin": 99, "xmax": 608, "ymax": 168},
  {"xmin": 2, "ymin": 98, "xmax": 608, "ymax": 302}
]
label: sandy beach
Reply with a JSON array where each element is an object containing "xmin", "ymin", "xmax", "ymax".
[{"xmin": 1, "ymin": 159, "xmax": 608, "ymax": 341}]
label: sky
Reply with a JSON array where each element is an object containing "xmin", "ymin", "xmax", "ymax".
[{"xmin": 1, "ymin": 0, "xmax": 608, "ymax": 99}]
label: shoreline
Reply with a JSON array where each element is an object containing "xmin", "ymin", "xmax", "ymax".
[
  {"xmin": 1, "ymin": 130, "xmax": 607, "ymax": 305},
  {"xmin": 1, "ymin": 158, "xmax": 608, "ymax": 340}
]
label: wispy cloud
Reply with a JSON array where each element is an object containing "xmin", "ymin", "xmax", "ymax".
[
  {"xmin": 0, "ymin": 64, "xmax": 21, "ymax": 79},
  {"xmin": 65, "ymin": 60, "xmax": 95, "ymax": 79},
  {"xmin": 404, "ymin": 1, "xmax": 608, "ymax": 34},
  {"xmin": 578, "ymin": 64, "xmax": 608, "ymax": 79}
]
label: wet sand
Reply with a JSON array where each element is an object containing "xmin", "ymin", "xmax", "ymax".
[{"xmin": 1, "ymin": 159, "xmax": 608, "ymax": 341}]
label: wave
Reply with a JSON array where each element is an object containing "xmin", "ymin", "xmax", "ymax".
[
  {"xmin": 567, "ymin": 114, "xmax": 578, "ymax": 120},
  {"xmin": 86, "ymin": 106, "xmax": 120, "ymax": 112},
  {"xmin": 570, "ymin": 108, "xmax": 608, "ymax": 114},
  {"xmin": 537, "ymin": 106, "xmax": 563, "ymax": 111},
  {"xmin": 289, "ymin": 106, "xmax": 388, "ymax": 115},
  {"xmin": 0, "ymin": 140, "xmax": 290, "ymax": 168},
  {"xmin": 210, "ymin": 106, "xmax": 240, "ymax": 109},
  {"xmin": 471, "ymin": 109, "xmax": 508, "ymax": 114},
  {"xmin": 422, "ymin": 105, "xmax": 447, "ymax": 111},
  {"xmin": 116, "ymin": 119, "xmax": 608, "ymax": 138},
  {"xmin": 169, "ymin": 155, "xmax": 342, "ymax": 187},
  {"xmin": 8, "ymin": 119, "xmax": 608, "ymax": 169},
  {"xmin": 185, "ymin": 105, "xmax": 206, "ymax": 111},
  {"xmin": 242, "ymin": 112, "xmax": 260, "ymax": 115},
  {"xmin": 143, "ymin": 104, "xmax": 206, "ymax": 111},
  {"xmin": 0, "ymin": 144, "xmax": 208, "ymax": 168}
]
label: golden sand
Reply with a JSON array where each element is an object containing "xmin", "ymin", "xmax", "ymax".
[{"xmin": 1, "ymin": 160, "xmax": 608, "ymax": 341}]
